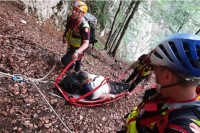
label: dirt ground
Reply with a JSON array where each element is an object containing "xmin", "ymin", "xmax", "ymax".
[{"xmin": 0, "ymin": 1, "xmax": 146, "ymax": 133}]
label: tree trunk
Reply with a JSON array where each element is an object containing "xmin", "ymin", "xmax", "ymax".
[
  {"xmin": 108, "ymin": 1, "xmax": 136, "ymax": 53},
  {"xmin": 108, "ymin": 28, "xmax": 119, "ymax": 54},
  {"xmin": 105, "ymin": 0, "xmax": 123, "ymax": 50},
  {"xmin": 109, "ymin": 23, "xmax": 124, "ymax": 53},
  {"xmin": 176, "ymin": 11, "xmax": 189, "ymax": 33},
  {"xmin": 176, "ymin": 24, "xmax": 184, "ymax": 33},
  {"xmin": 111, "ymin": 1, "xmax": 141, "ymax": 57},
  {"xmin": 195, "ymin": 29, "xmax": 200, "ymax": 35},
  {"xmin": 97, "ymin": 1, "xmax": 106, "ymax": 24}
]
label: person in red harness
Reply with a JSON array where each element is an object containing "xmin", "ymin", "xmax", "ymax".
[
  {"xmin": 61, "ymin": 71, "xmax": 130, "ymax": 100},
  {"xmin": 61, "ymin": 1, "xmax": 90, "ymax": 72},
  {"xmin": 123, "ymin": 54, "xmax": 152, "ymax": 91},
  {"xmin": 78, "ymin": 71, "xmax": 131, "ymax": 100},
  {"xmin": 122, "ymin": 33, "xmax": 200, "ymax": 133}
]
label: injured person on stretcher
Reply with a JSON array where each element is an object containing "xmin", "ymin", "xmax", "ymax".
[{"xmin": 60, "ymin": 71, "xmax": 131, "ymax": 100}]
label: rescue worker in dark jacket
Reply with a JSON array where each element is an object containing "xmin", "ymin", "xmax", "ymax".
[
  {"xmin": 61, "ymin": 1, "xmax": 90, "ymax": 72},
  {"xmin": 123, "ymin": 54, "xmax": 152, "ymax": 92},
  {"xmin": 123, "ymin": 33, "xmax": 200, "ymax": 133}
]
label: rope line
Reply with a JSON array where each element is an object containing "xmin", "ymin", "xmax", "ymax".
[
  {"xmin": 0, "ymin": 65, "xmax": 72, "ymax": 133},
  {"xmin": 31, "ymin": 81, "xmax": 72, "ymax": 133}
]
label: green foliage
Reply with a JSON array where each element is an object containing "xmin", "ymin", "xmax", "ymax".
[
  {"xmin": 94, "ymin": 1, "xmax": 112, "ymax": 29},
  {"xmin": 118, "ymin": 0, "xmax": 200, "ymax": 61},
  {"xmin": 94, "ymin": 1, "xmax": 127, "ymax": 30},
  {"xmin": 93, "ymin": 41, "xmax": 103, "ymax": 49},
  {"xmin": 151, "ymin": 0, "xmax": 200, "ymax": 34},
  {"xmin": 85, "ymin": 0, "xmax": 200, "ymax": 61}
]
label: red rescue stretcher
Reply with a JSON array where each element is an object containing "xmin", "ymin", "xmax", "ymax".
[{"xmin": 54, "ymin": 56, "xmax": 144, "ymax": 107}]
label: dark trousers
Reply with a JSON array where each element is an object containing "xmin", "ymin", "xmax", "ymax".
[
  {"xmin": 125, "ymin": 70, "xmax": 147, "ymax": 92},
  {"xmin": 108, "ymin": 81, "xmax": 130, "ymax": 94},
  {"xmin": 128, "ymin": 75, "xmax": 147, "ymax": 92},
  {"xmin": 125, "ymin": 70, "xmax": 139, "ymax": 83},
  {"xmin": 61, "ymin": 49, "xmax": 81, "ymax": 72}
]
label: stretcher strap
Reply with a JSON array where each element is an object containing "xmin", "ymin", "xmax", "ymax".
[{"xmin": 75, "ymin": 77, "xmax": 110, "ymax": 101}]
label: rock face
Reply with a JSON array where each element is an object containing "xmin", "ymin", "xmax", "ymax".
[{"xmin": 21, "ymin": 0, "xmax": 69, "ymax": 28}]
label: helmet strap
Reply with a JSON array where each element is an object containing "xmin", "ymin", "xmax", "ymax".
[
  {"xmin": 155, "ymin": 81, "xmax": 184, "ymax": 93},
  {"xmin": 161, "ymin": 81, "xmax": 183, "ymax": 90}
]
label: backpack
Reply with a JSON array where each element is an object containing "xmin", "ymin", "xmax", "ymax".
[{"xmin": 84, "ymin": 13, "xmax": 98, "ymax": 45}]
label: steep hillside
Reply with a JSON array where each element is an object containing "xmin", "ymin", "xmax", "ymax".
[{"xmin": 0, "ymin": 1, "xmax": 144, "ymax": 132}]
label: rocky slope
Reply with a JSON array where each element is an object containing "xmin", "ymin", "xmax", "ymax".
[{"xmin": 0, "ymin": 1, "xmax": 145, "ymax": 132}]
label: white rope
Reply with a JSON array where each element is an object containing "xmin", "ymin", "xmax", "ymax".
[
  {"xmin": 27, "ymin": 63, "xmax": 56, "ymax": 82},
  {"xmin": 0, "ymin": 66, "xmax": 73, "ymax": 133},
  {"xmin": 49, "ymin": 92, "xmax": 65, "ymax": 99},
  {"xmin": 31, "ymin": 81, "xmax": 72, "ymax": 133},
  {"xmin": 0, "ymin": 72, "xmax": 13, "ymax": 77},
  {"xmin": 0, "ymin": 63, "xmax": 56, "ymax": 83}
]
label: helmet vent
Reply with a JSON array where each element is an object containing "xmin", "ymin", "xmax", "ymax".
[
  {"xmin": 196, "ymin": 45, "xmax": 200, "ymax": 60},
  {"xmin": 154, "ymin": 50, "xmax": 163, "ymax": 59},
  {"xmin": 170, "ymin": 41, "xmax": 189, "ymax": 70},
  {"xmin": 183, "ymin": 42, "xmax": 200, "ymax": 68},
  {"xmin": 183, "ymin": 41, "xmax": 190, "ymax": 57},
  {"xmin": 191, "ymin": 45, "xmax": 200, "ymax": 68},
  {"xmin": 159, "ymin": 44, "xmax": 173, "ymax": 62}
]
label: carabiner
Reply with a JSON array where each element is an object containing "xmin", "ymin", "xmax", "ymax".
[{"xmin": 12, "ymin": 74, "xmax": 24, "ymax": 82}]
